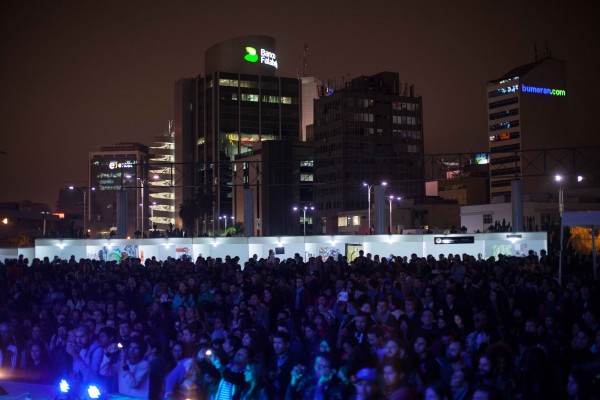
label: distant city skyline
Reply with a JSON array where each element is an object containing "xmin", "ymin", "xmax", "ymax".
[{"xmin": 1, "ymin": 0, "xmax": 598, "ymax": 209}]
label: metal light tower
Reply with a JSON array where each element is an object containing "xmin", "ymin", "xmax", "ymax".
[
  {"xmin": 294, "ymin": 205, "xmax": 314, "ymax": 236},
  {"xmin": 363, "ymin": 181, "xmax": 387, "ymax": 234}
]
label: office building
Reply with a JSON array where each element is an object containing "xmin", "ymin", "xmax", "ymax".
[
  {"xmin": 89, "ymin": 143, "xmax": 150, "ymax": 237},
  {"xmin": 232, "ymin": 139, "xmax": 313, "ymax": 236},
  {"xmin": 487, "ymin": 56, "xmax": 567, "ymax": 201},
  {"xmin": 313, "ymin": 72, "xmax": 424, "ymax": 234},
  {"xmin": 174, "ymin": 36, "xmax": 301, "ymax": 234}
]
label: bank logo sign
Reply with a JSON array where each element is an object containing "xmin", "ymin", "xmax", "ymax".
[
  {"xmin": 244, "ymin": 47, "xmax": 258, "ymax": 63},
  {"xmin": 244, "ymin": 46, "xmax": 278, "ymax": 69}
]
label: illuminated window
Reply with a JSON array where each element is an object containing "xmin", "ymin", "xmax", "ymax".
[
  {"xmin": 489, "ymin": 120, "xmax": 519, "ymax": 132},
  {"xmin": 241, "ymin": 94, "xmax": 259, "ymax": 102},
  {"xmin": 300, "ymin": 174, "xmax": 313, "ymax": 182},
  {"xmin": 338, "ymin": 216, "xmax": 361, "ymax": 227},
  {"xmin": 219, "ymin": 79, "xmax": 239, "ymax": 87},
  {"xmin": 262, "ymin": 95, "xmax": 279, "ymax": 103},
  {"xmin": 240, "ymin": 80, "xmax": 259, "ymax": 88}
]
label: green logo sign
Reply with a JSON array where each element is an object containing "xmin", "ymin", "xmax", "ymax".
[{"xmin": 244, "ymin": 47, "xmax": 258, "ymax": 63}]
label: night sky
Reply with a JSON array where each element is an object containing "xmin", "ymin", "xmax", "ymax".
[{"xmin": 1, "ymin": 0, "xmax": 598, "ymax": 210}]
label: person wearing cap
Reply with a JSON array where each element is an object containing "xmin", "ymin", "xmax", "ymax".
[{"xmin": 351, "ymin": 367, "xmax": 383, "ymax": 400}]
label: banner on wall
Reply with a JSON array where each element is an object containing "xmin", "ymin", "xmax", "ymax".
[
  {"xmin": 317, "ymin": 246, "xmax": 340, "ymax": 261},
  {"xmin": 100, "ymin": 245, "xmax": 138, "ymax": 262},
  {"xmin": 345, "ymin": 243, "xmax": 363, "ymax": 262},
  {"xmin": 176, "ymin": 247, "xmax": 193, "ymax": 259}
]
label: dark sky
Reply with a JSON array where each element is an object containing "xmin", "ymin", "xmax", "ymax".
[{"xmin": 1, "ymin": 0, "xmax": 598, "ymax": 210}]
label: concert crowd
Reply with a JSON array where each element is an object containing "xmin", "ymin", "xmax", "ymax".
[{"xmin": 0, "ymin": 248, "xmax": 599, "ymax": 400}]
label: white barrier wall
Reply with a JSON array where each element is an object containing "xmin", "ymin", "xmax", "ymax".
[{"xmin": 26, "ymin": 233, "xmax": 547, "ymax": 263}]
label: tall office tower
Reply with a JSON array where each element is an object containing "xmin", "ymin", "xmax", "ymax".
[
  {"xmin": 487, "ymin": 56, "xmax": 567, "ymax": 202},
  {"xmin": 89, "ymin": 143, "xmax": 150, "ymax": 237},
  {"xmin": 174, "ymin": 36, "xmax": 301, "ymax": 234},
  {"xmin": 313, "ymin": 72, "xmax": 424, "ymax": 234},
  {"xmin": 148, "ymin": 121, "xmax": 176, "ymax": 232}
]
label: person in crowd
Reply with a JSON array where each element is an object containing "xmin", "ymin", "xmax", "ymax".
[
  {"xmin": 100, "ymin": 336, "xmax": 150, "ymax": 398},
  {"xmin": 241, "ymin": 361, "xmax": 268, "ymax": 400},
  {"xmin": 350, "ymin": 367, "xmax": 383, "ymax": 400},
  {"xmin": 65, "ymin": 324, "xmax": 103, "ymax": 383},
  {"xmin": 286, "ymin": 351, "xmax": 347, "ymax": 400},
  {"xmin": 381, "ymin": 358, "xmax": 419, "ymax": 400},
  {"xmin": 267, "ymin": 331, "xmax": 300, "ymax": 400},
  {"xmin": 211, "ymin": 346, "xmax": 252, "ymax": 400},
  {"xmin": 21, "ymin": 339, "xmax": 52, "ymax": 383}
]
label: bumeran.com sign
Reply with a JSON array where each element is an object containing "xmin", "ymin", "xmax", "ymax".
[
  {"xmin": 244, "ymin": 46, "xmax": 278, "ymax": 69},
  {"xmin": 521, "ymin": 84, "xmax": 566, "ymax": 96}
]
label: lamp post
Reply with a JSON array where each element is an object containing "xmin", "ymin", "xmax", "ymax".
[
  {"xmin": 556, "ymin": 174, "xmax": 584, "ymax": 284},
  {"xmin": 363, "ymin": 181, "xmax": 387, "ymax": 234},
  {"xmin": 219, "ymin": 215, "xmax": 233, "ymax": 231},
  {"xmin": 150, "ymin": 201, "xmax": 157, "ymax": 226},
  {"xmin": 293, "ymin": 205, "xmax": 314, "ymax": 236},
  {"xmin": 69, "ymin": 185, "xmax": 94, "ymax": 237},
  {"xmin": 386, "ymin": 195, "xmax": 398, "ymax": 234}
]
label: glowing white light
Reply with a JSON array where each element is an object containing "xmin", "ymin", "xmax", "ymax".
[
  {"xmin": 87, "ymin": 385, "xmax": 101, "ymax": 399},
  {"xmin": 59, "ymin": 379, "xmax": 70, "ymax": 393}
]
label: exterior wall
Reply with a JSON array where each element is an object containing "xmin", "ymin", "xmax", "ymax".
[
  {"xmin": 33, "ymin": 232, "xmax": 547, "ymax": 262},
  {"xmin": 313, "ymin": 72, "xmax": 424, "ymax": 234},
  {"xmin": 88, "ymin": 145, "xmax": 150, "ymax": 237},
  {"xmin": 487, "ymin": 58, "xmax": 568, "ymax": 201},
  {"xmin": 205, "ymin": 36, "xmax": 278, "ymax": 76}
]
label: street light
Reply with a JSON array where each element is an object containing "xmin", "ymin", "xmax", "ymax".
[
  {"xmin": 293, "ymin": 205, "xmax": 314, "ymax": 236},
  {"xmin": 386, "ymin": 195, "xmax": 400, "ymax": 234},
  {"xmin": 363, "ymin": 181, "xmax": 387, "ymax": 234},
  {"xmin": 556, "ymin": 174, "xmax": 584, "ymax": 284},
  {"xmin": 219, "ymin": 215, "xmax": 234, "ymax": 231},
  {"xmin": 150, "ymin": 201, "xmax": 157, "ymax": 225},
  {"xmin": 69, "ymin": 185, "xmax": 95, "ymax": 237}
]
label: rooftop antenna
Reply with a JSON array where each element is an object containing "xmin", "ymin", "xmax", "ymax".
[{"xmin": 302, "ymin": 43, "xmax": 309, "ymax": 77}]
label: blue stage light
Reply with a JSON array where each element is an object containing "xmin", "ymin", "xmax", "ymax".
[
  {"xmin": 87, "ymin": 384, "xmax": 101, "ymax": 399},
  {"xmin": 59, "ymin": 379, "xmax": 70, "ymax": 393}
]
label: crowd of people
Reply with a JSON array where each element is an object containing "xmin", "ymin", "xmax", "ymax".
[{"xmin": 0, "ymin": 248, "xmax": 599, "ymax": 400}]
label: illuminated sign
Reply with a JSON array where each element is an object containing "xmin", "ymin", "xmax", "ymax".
[
  {"xmin": 244, "ymin": 47, "xmax": 258, "ymax": 63},
  {"xmin": 244, "ymin": 46, "xmax": 278, "ymax": 68},
  {"xmin": 108, "ymin": 161, "xmax": 134, "ymax": 170},
  {"xmin": 474, "ymin": 153, "xmax": 489, "ymax": 165},
  {"xmin": 521, "ymin": 84, "xmax": 566, "ymax": 96},
  {"xmin": 434, "ymin": 236, "xmax": 475, "ymax": 244}
]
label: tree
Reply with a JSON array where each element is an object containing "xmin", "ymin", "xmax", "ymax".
[
  {"xmin": 179, "ymin": 199, "xmax": 200, "ymax": 235},
  {"xmin": 179, "ymin": 188, "xmax": 214, "ymax": 236},
  {"xmin": 568, "ymin": 227, "xmax": 600, "ymax": 255},
  {"xmin": 196, "ymin": 188, "xmax": 214, "ymax": 235}
]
